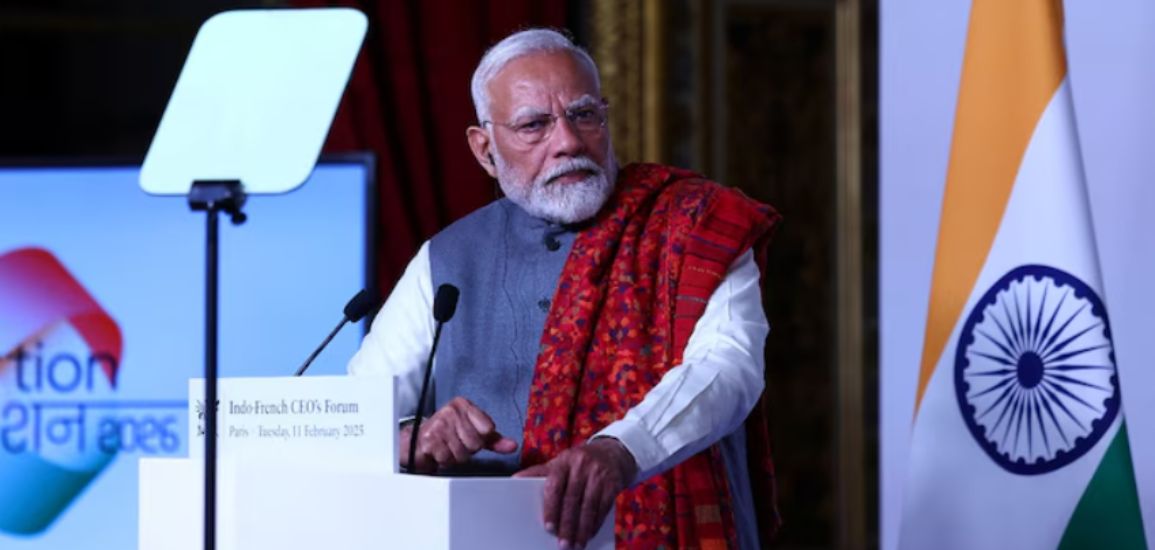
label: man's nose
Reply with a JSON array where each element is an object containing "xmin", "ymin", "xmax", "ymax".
[{"xmin": 549, "ymin": 115, "xmax": 586, "ymax": 157}]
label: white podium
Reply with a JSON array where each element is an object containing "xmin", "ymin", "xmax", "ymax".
[{"xmin": 138, "ymin": 376, "xmax": 613, "ymax": 550}]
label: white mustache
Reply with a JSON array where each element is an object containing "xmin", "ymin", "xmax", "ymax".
[{"xmin": 538, "ymin": 157, "xmax": 604, "ymax": 186}]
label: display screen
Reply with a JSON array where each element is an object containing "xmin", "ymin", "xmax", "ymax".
[{"xmin": 0, "ymin": 158, "xmax": 373, "ymax": 548}]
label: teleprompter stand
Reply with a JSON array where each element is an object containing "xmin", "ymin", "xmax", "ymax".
[
  {"xmin": 138, "ymin": 9, "xmax": 367, "ymax": 550},
  {"xmin": 188, "ymin": 180, "xmax": 246, "ymax": 550}
]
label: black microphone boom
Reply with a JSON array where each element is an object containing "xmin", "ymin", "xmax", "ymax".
[
  {"xmin": 295, "ymin": 288, "xmax": 379, "ymax": 376},
  {"xmin": 408, "ymin": 283, "xmax": 460, "ymax": 472}
]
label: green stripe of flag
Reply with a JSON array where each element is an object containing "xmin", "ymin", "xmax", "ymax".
[{"xmin": 1058, "ymin": 422, "xmax": 1148, "ymax": 550}]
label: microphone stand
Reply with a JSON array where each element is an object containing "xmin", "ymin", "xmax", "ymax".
[
  {"xmin": 294, "ymin": 317, "xmax": 349, "ymax": 376},
  {"xmin": 188, "ymin": 180, "xmax": 246, "ymax": 550},
  {"xmin": 406, "ymin": 284, "xmax": 457, "ymax": 472},
  {"xmin": 407, "ymin": 320, "xmax": 443, "ymax": 471}
]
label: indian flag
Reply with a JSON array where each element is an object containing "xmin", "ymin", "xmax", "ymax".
[{"xmin": 897, "ymin": 1, "xmax": 1148, "ymax": 548}]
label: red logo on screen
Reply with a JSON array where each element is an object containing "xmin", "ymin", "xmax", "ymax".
[
  {"xmin": 0, "ymin": 248, "xmax": 122, "ymax": 382},
  {"xmin": 0, "ymin": 247, "xmax": 123, "ymax": 535}
]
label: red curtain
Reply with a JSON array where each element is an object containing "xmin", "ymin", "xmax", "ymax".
[{"xmin": 295, "ymin": 0, "xmax": 569, "ymax": 293}]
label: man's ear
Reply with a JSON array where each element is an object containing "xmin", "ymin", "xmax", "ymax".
[{"xmin": 466, "ymin": 126, "xmax": 498, "ymax": 178}]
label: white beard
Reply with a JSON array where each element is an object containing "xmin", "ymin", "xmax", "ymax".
[{"xmin": 493, "ymin": 151, "xmax": 618, "ymax": 224}]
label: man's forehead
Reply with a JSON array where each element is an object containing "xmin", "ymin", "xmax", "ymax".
[{"xmin": 487, "ymin": 51, "xmax": 600, "ymax": 114}]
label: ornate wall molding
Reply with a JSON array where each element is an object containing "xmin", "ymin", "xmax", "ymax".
[
  {"xmin": 590, "ymin": 0, "xmax": 664, "ymax": 164},
  {"xmin": 586, "ymin": 1, "xmax": 871, "ymax": 546}
]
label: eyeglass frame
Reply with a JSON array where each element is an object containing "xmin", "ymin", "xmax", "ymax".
[{"xmin": 480, "ymin": 97, "xmax": 610, "ymax": 146}]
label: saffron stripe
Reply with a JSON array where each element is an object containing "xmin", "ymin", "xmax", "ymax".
[{"xmin": 914, "ymin": 0, "xmax": 1067, "ymax": 412}]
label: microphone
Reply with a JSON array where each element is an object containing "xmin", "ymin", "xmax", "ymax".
[
  {"xmin": 407, "ymin": 283, "xmax": 459, "ymax": 472},
  {"xmin": 294, "ymin": 288, "xmax": 379, "ymax": 376},
  {"xmin": 432, "ymin": 284, "xmax": 459, "ymax": 323}
]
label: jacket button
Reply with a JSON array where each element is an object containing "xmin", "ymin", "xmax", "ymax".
[{"xmin": 537, "ymin": 298, "xmax": 551, "ymax": 312}]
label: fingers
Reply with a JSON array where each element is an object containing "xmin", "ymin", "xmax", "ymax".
[
  {"xmin": 541, "ymin": 462, "xmax": 567, "ymax": 537},
  {"xmin": 414, "ymin": 397, "xmax": 501, "ymax": 471},
  {"xmin": 487, "ymin": 435, "xmax": 519, "ymax": 454},
  {"xmin": 420, "ymin": 416, "xmax": 457, "ymax": 464},
  {"xmin": 459, "ymin": 398, "xmax": 497, "ymax": 435},
  {"xmin": 401, "ymin": 423, "xmax": 438, "ymax": 473},
  {"xmin": 452, "ymin": 415, "xmax": 485, "ymax": 456},
  {"xmin": 410, "ymin": 449, "xmax": 436, "ymax": 473},
  {"xmin": 443, "ymin": 426, "xmax": 472, "ymax": 464},
  {"xmin": 408, "ymin": 397, "xmax": 520, "ymax": 473},
  {"xmin": 513, "ymin": 464, "xmax": 549, "ymax": 478},
  {"xmin": 556, "ymin": 463, "xmax": 587, "ymax": 549},
  {"xmin": 453, "ymin": 397, "xmax": 516, "ymax": 452},
  {"xmin": 531, "ymin": 441, "xmax": 634, "ymax": 548},
  {"xmin": 577, "ymin": 486, "xmax": 616, "ymax": 548},
  {"xmin": 450, "ymin": 397, "xmax": 518, "ymax": 455},
  {"xmin": 513, "ymin": 462, "xmax": 564, "ymax": 538}
]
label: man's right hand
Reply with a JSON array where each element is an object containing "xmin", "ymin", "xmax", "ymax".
[{"xmin": 399, "ymin": 396, "xmax": 519, "ymax": 473}]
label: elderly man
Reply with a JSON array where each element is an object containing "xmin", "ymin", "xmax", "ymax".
[{"xmin": 348, "ymin": 29, "xmax": 779, "ymax": 549}]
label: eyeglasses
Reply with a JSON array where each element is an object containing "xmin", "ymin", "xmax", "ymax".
[{"xmin": 482, "ymin": 99, "xmax": 609, "ymax": 146}]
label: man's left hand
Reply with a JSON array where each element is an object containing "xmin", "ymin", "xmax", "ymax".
[{"xmin": 513, "ymin": 438, "xmax": 638, "ymax": 549}]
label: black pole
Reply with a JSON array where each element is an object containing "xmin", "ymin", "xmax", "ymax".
[
  {"xmin": 204, "ymin": 206, "xmax": 219, "ymax": 550},
  {"xmin": 188, "ymin": 180, "xmax": 245, "ymax": 550},
  {"xmin": 294, "ymin": 318, "xmax": 348, "ymax": 376},
  {"xmin": 407, "ymin": 322, "xmax": 442, "ymax": 472}
]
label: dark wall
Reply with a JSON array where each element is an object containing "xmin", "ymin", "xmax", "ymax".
[
  {"xmin": 1, "ymin": 2, "xmax": 881, "ymax": 547},
  {"xmin": 0, "ymin": 1, "xmax": 269, "ymax": 158},
  {"xmin": 650, "ymin": 1, "xmax": 879, "ymax": 547}
]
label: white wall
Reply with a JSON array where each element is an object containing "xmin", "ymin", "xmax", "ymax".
[{"xmin": 879, "ymin": 1, "xmax": 1155, "ymax": 547}]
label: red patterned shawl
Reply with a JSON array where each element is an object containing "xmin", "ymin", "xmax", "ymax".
[{"xmin": 521, "ymin": 163, "xmax": 781, "ymax": 548}]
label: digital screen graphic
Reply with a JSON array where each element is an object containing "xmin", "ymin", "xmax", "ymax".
[{"xmin": 0, "ymin": 159, "xmax": 371, "ymax": 549}]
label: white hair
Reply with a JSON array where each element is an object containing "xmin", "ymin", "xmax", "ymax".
[
  {"xmin": 470, "ymin": 28, "xmax": 600, "ymax": 123},
  {"xmin": 491, "ymin": 147, "xmax": 617, "ymax": 224}
]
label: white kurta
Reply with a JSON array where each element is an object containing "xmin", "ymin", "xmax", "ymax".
[{"xmin": 349, "ymin": 242, "xmax": 768, "ymax": 484}]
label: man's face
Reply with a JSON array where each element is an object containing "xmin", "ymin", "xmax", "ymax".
[{"xmin": 469, "ymin": 51, "xmax": 618, "ymax": 224}]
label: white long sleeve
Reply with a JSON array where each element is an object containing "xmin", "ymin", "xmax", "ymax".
[
  {"xmin": 591, "ymin": 250, "xmax": 767, "ymax": 482},
  {"xmin": 346, "ymin": 243, "xmax": 768, "ymax": 480},
  {"xmin": 346, "ymin": 241, "xmax": 435, "ymax": 416}
]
